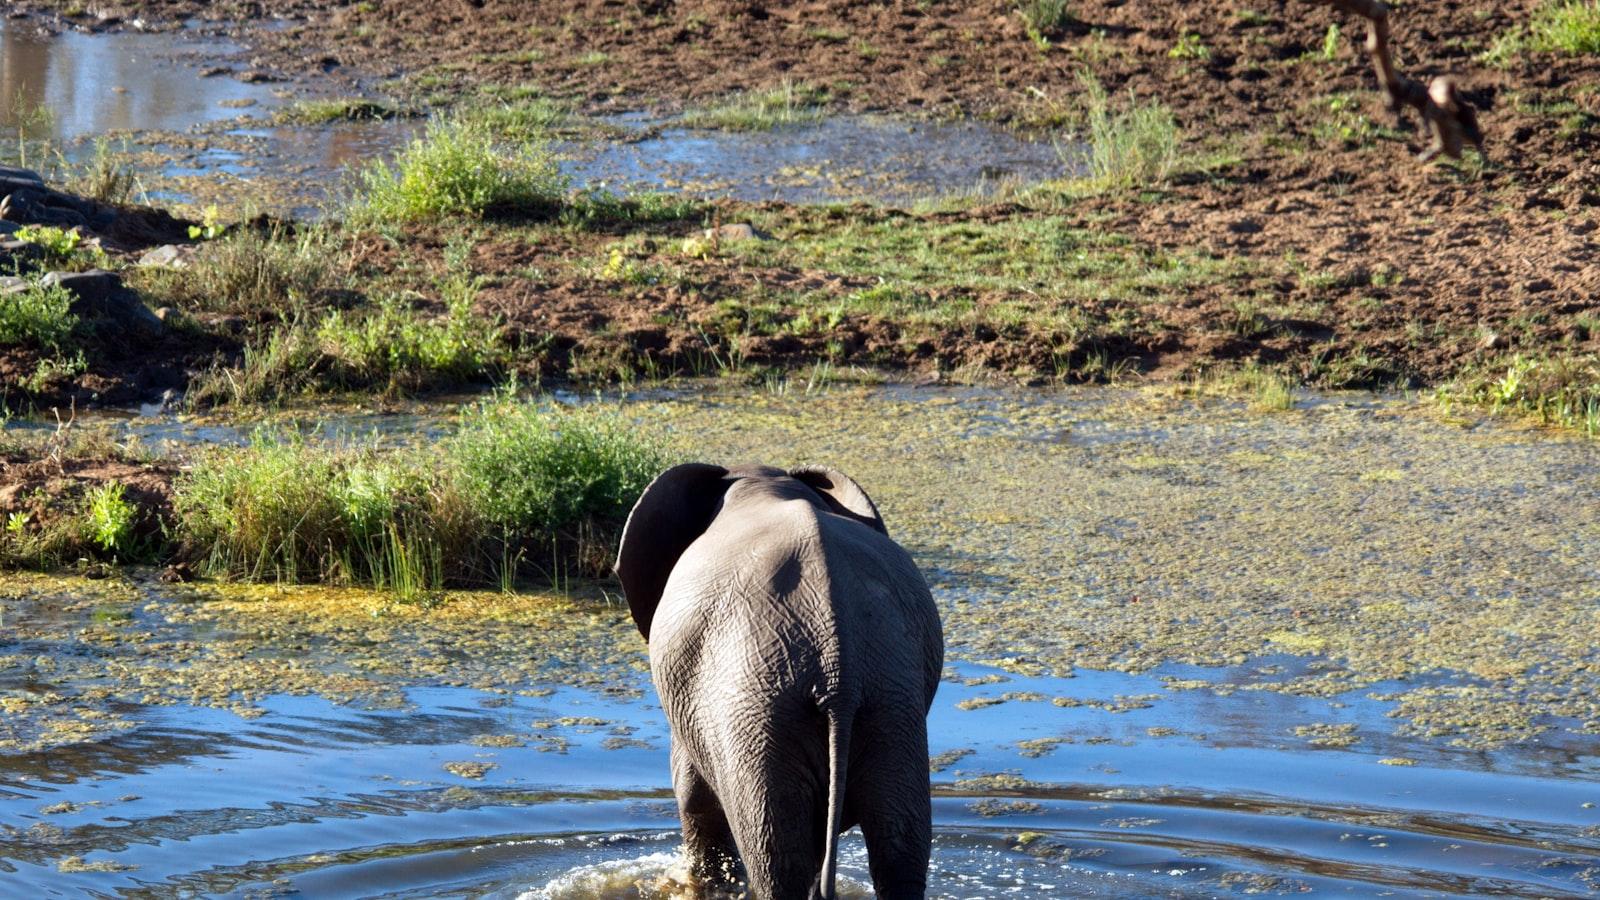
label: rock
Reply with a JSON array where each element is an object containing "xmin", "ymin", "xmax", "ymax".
[
  {"xmin": 1, "ymin": 188, "xmax": 90, "ymax": 229},
  {"xmin": 41, "ymin": 269, "xmax": 164, "ymax": 337},
  {"xmin": 0, "ymin": 276, "xmax": 28, "ymax": 294},
  {"xmin": 703, "ymin": 222, "xmax": 769, "ymax": 242},
  {"xmin": 154, "ymin": 306, "xmax": 177, "ymax": 323},
  {"xmin": 1478, "ymin": 330, "xmax": 1507, "ymax": 351},
  {"xmin": 0, "ymin": 239, "xmax": 44, "ymax": 266},
  {"xmin": 138, "ymin": 244, "xmax": 190, "ymax": 269},
  {"xmin": 0, "ymin": 165, "xmax": 45, "ymax": 196}
]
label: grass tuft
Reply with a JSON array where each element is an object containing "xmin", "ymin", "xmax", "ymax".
[
  {"xmin": 1077, "ymin": 73, "xmax": 1183, "ymax": 189},
  {"xmin": 134, "ymin": 224, "xmax": 336, "ymax": 317},
  {"xmin": 346, "ymin": 116, "xmax": 568, "ymax": 224},
  {"xmin": 1016, "ymin": 0, "xmax": 1073, "ymax": 35},
  {"xmin": 1437, "ymin": 354, "xmax": 1600, "ymax": 436},
  {"xmin": 679, "ymin": 81, "xmax": 829, "ymax": 131},
  {"xmin": 187, "ymin": 293, "xmax": 504, "ymax": 406},
  {"xmin": 174, "ymin": 400, "xmax": 673, "ymax": 592}
]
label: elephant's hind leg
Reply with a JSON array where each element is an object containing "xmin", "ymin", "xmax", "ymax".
[
  {"xmin": 850, "ymin": 715, "xmax": 933, "ymax": 899},
  {"xmin": 672, "ymin": 744, "xmax": 742, "ymax": 888}
]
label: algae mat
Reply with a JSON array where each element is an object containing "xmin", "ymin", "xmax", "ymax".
[
  {"xmin": 645, "ymin": 386, "xmax": 1600, "ymax": 751},
  {"xmin": 3, "ymin": 385, "xmax": 1598, "ymax": 756}
]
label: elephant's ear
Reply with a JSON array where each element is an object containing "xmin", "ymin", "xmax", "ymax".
[
  {"xmin": 615, "ymin": 463, "xmax": 731, "ymax": 641},
  {"xmin": 790, "ymin": 466, "xmax": 888, "ymax": 535}
]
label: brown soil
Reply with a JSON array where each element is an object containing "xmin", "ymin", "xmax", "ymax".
[
  {"xmin": 0, "ymin": 200, "xmax": 236, "ymax": 412},
  {"xmin": 0, "ymin": 449, "xmax": 176, "ymax": 557},
  {"xmin": 9, "ymin": 0, "xmax": 1599, "ymax": 393}
]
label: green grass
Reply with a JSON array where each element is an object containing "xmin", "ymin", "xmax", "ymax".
[
  {"xmin": 1078, "ymin": 74, "xmax": 1184, "ymax": 189},
  {"xmin": 1437, "ymin": 354, "xmax": 1600, "ymax": 436},
  {"xmin": 173, "ymin": 400, "xmax": 673, "ymax": 592},
  {"xmin": 1016, "ymin": 0, "xmax": 1072, "ymax": 34},
  {"xmin": 464, "ymin": 95, "xmax": 568, "ymax": 139},
  {"xmin": 679, "ymin": 81, "xmax": 829, "ymax": 131},
  {"xmin": 346, "ymin": 115, "xmax": 568, "ymax": 224},
  {"xmin": 187, "ymin": 292, "xmax": 506, "ymax": 405},
  {"xmin": 0, "ymin": 280, "xmax": 78, "ymax": 352},
  {"xmin": 728, "ymin": 209, "xmax": 1244, "ymax": 319},
  {"xmin": 133, "ymin": 224, "xmax": 336, "ymax": 317},
  {"xmin": 275, "ymin": 98, "xmax": 400, "ymax": 124},
  {"xmin": 1483, "ymin": 0, "xmax": 1600, "ymax": 64}
]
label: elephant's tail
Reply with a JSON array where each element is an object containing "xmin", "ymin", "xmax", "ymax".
[{"xmin": 819, "ymin": 708, "xmax": 850, "ymax": 900}]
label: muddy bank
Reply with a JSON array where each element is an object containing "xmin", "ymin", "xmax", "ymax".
[{"xmin": 8, "ymin": 0, "xmax": 1596, "ymax": 365}]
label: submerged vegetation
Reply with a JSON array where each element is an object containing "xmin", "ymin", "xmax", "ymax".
[{"xmin": 678, "ymin": 81, "xmax": 830, "ymax": 131}]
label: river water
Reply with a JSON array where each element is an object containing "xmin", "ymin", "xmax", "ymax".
[
  {"xmin": 3, "ymin": 385, "xmax": 1598, "ymax": 896},
  {"xmin": 0, "ymin": 18, "xmax": 1065, "ymax": 211}
]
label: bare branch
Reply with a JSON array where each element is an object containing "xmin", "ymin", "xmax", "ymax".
[{"xmin": 1317, "ymin": 0, "xmax": 1484, "ymax": 161}]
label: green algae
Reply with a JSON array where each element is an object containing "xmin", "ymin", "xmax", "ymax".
[
  {"xmin": 641, "ymin": 385, "xmax": 1600, "ymax": 750},
  {"xmin": 6, "ymin": 382, "xmax": 1600, "ymax": 758},
  {"xmin": 0, "ymin": 571, "xmax": 640, "ymax": 753}
]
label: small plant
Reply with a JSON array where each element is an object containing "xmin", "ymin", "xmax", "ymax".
[
  {"xmin": 72, "ymin": 137, "xmax": 139, "ymax": 205},
  {"xmin": 1016, "ymin": 0, "xmax": 1072, "ymax": 35},
  {"xmin": 348, "ymin": 115, "xmax": 568, "ymax": 224},
  {"xmin": 14, "ymin": 224, "xmax": 83, "ymax": 262},
  {"xmin": 1077, "ymin": 74, "xmax": 1183, "ymax": 189},
  {"xmin": 187, "ymin": 205, "xmax": 225, "ymax": 241},
  {"xmin": 1168, "ymin": 33, "xmax": 1211, "ymax": 61},
  {"xmin": 0, "ymin": 280, "xmax": 78, "ymax": 352},
  {"xmin": 85, "ymin": 481, "xmax": 136, "ymax": 554},
  {"xmin": 1319, "ymin": 24, "xmax": 1342, "ymax": 61}
]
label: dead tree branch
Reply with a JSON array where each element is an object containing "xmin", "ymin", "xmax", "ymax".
[{"xmin": 1317, "ymin": 0, "xmax": 1484, "ymax": 161}]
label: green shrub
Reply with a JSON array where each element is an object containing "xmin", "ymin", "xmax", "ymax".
[
  {"xmin": 0, "ymin": 281, "xmax": 78, "ymax": 351},
  {"xmin": 84, "ymin": 481, "xmax": 136, "ymax": 554},
  {"xmin": 450, "ymin": 399, "xmax": 672, "ymax": 571},
  {"xmin": 348, "ymin": 116, "xmax": 568, "ymax": 223},
  {"xmin": 174, "ymin": 401, "xmax": 674, "ymax": 591},
  {"xmin": 1078, "ymin": 74, "xmax": 1183, "ymax": 189}
]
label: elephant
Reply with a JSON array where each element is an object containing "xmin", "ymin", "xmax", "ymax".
[{"xmin": 616, "ymin": 463, "xmax": 944, "ymax": 900}]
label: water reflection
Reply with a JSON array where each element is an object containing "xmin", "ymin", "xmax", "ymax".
[{"xmin": 0, "ymin": 19, "xmax": 273, "ymax": 144}]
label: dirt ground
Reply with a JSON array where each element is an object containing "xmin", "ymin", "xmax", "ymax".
[{"xmin": 6, "ymin": 0, "xmax": 1598, "ymax": 399}]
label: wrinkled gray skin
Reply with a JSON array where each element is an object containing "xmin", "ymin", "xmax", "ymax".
[{"xmin": 616, "ymin": 463, "xmax": 943, "ymax": 900}]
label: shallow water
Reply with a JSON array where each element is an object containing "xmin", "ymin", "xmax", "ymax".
[
  {"xmin": 0, "ymin": 19, "xmax": 1064, "ymax": 212},
  {"xmin": 4, "ymin": 385, "xmax": 1600, "ymax": 895},
  {"xmin": 0, "ymin": 20, "xmax": 278, "ymax": 143}
]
